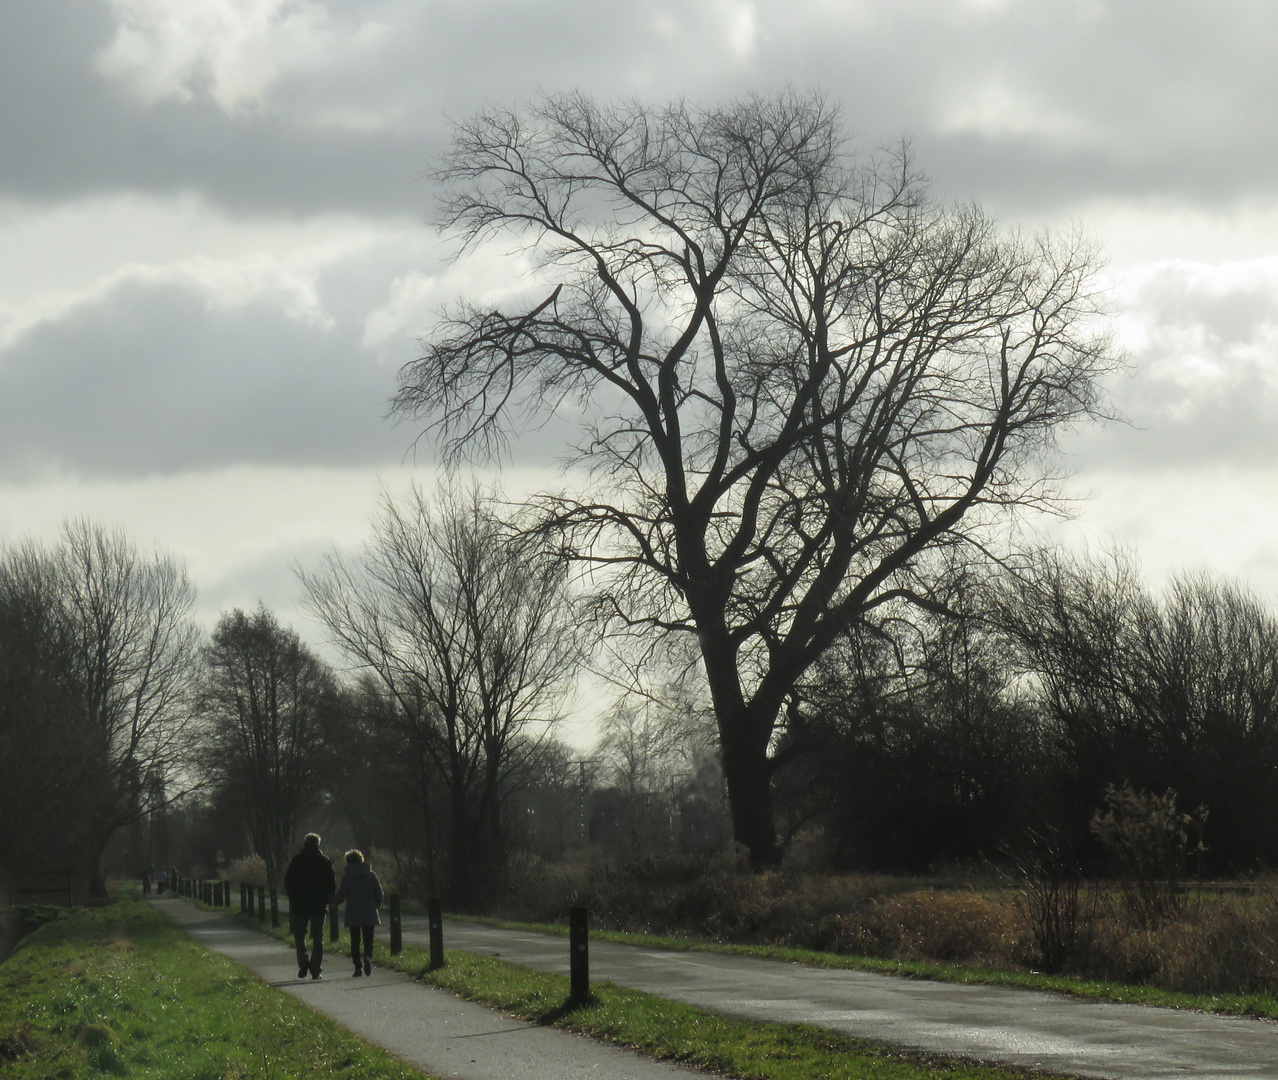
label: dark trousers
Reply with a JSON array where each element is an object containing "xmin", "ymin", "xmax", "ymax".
[
  {"xmin": 349, "ymin": 925, "xmax": 374, "ymax": 966},
  {"xmin": 291, "ymin": 909, "xmax": 326, "ymax": 974}
]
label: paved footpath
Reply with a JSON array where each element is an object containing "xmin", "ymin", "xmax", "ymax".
[
  {"xmin": 397, "ymin": 914, "xmax": 1278, "ymax": 1080},
  {"xmin": 151, "ymin": 896, "xmax": 702, "ymax": 1080}
]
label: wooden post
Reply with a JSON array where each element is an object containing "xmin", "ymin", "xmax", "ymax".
[
  {"xmin": 257, "ymin": 887, "xmax": 266, "ymax": 923},
  {"xmin": 224, "ymin": 881, "xmax": 232, "ymax": 908},
  {"xmin": 388, "ymin": 893, "xmax": 403, "ymax": 956},
  {"xmin": 270, "ymin": 889, "xmax": 280, "ymax": 927},
  {"xmin": 239, "ymin": 884, "xmax": 246, "ymax": 913},
  {"xmin": 427, "ymin": 897, "xmax": 443, "ymax": 969},
  {"xmin": 329, "ymin": 903, "xmax": 339, "ymax": 942},
  {"xmin": 246, "ymin": 884, "xmax": 255, "ymax": 917},
  {"xmin": 569, "ymin": 905, "xmax": 589, "ymax": 1002}
]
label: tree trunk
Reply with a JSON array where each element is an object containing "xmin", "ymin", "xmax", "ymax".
[
  {"xmin": 445, "ymin": 782, "xmax": 475, "ymax": 910},
  {"xmin": 86, "ymin": 843, "xmax": 109, "ymax": 899},
  {"xmin": 720, "ymin": 732, "xmax": 781, "ymax": 868},
  {"xmin": 701, "ymin": 629, "xmax": 784, "ymax": 869}
]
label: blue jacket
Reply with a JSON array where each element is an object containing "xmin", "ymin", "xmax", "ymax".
[{"xmin": 334, "ymin": 861, "xmax": 383, "ymax": 927}]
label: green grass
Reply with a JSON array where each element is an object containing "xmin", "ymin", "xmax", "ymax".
[
  {"xmin": 235, "ymin": 906, "xmax": 1066, "ymax": 1080},
  {"xmin": 450, "ymin": 913, "xmax": 1278, "ymax": 1020},
  {"xmin": 0, "ymin": 894, "xmax": 434, "ymax": 1079}
]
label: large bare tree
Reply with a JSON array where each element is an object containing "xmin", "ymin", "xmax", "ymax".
[
  {"xmin": 393, "ymin": 91, "xmax": 1119, "ymax": 866},
  {"xmin": 300, "ymin": 482, "xmax": 586, "ymax": 907}
]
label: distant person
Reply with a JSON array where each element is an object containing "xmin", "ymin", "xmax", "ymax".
[
  {"xmin": 154, "ymin": 866, "xmax": 168, "ymax": 895},
  {"xmin": 284, "ymin": 833, "xmax": 336, "ymax": 980},
  {"xmin": 333, "ymin": 849, "xmax": 384, "ymax": 977}
]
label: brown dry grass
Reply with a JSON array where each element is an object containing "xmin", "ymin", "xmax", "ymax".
[{"xmin": 493, "ymin": 852, "xmax": 1278, "ymax": 998}]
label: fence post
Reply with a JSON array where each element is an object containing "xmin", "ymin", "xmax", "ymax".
[
  {"xmin": 240, "ymin": 884, "xmax": 246, "ymax": 914},
  {"xmin": 427, "ymin": 897, "xmax": 443, "ymax": 969},
  {"xmin": 270, "ymin": 889, "xmax": 280, "ymax": 927},
  {"xmin": 389, "ymin": 893, "xmax": 403, "ymax": 956},
  {"xmin": 224, "ymin": 881, "xmax": 231, "ymax": 908},
  {"xmin": 246, "ymin": 884, "xmax": 255, "ymax": 917},
  {"xmin": 329, "ymin": 903, "xmax": 339, "ymax": 943},
  {"xmin": 257, "ymin": 887, "xmax": 266, "ymax": 923},
  {"xmin": 569, "ymin": 905, "xmax": 589, "ymax": 1002}
]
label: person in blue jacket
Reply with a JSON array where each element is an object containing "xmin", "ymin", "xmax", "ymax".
[{"xmin": 333, "ymin": 849, "xmax": 384, "ymax": 976}]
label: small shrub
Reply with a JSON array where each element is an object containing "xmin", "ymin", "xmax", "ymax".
[
  {"xmin": 1090, "ymin": 784, "xmax": 1207, "ymax": 927},
  {"xmin": 1009, "ymin": 828, "xmax": 1091, "ymax": 974},
  {"xmin": 13, "ymin": 905, "xmax": 69, "ymax": 940},
  {"xmin": 226, "ymin": 855, "xmax": 268, "ymax": 889}
]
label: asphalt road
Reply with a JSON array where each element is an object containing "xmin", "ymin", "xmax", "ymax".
[
  {"xmin": 397, "ymin": 914, "xmax": 1278, "ymax": 1080},
  {"xmin": 155, "ymin": 896, "xmax": 705, "ymax": 1080}
]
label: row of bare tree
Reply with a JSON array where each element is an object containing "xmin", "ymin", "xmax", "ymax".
[{"xmin": 7, "ymin": 509, "xmax": 1278, "ymax": 905}]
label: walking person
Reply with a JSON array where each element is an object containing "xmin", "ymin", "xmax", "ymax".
[
  {"xmin": 284, "ymin": 833, "xmax": 336, "ymax": 980},
  {"xmin": 154, "ymin": 866, "xmax": 168, "ymax": 895},
  {"xmin": 333, "ymin": 849, "xmax": 383, "ymax": 977}
]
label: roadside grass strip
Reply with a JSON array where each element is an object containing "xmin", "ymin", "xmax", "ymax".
[
  {"xmin": 0, "ymin": 897, "xmax": 433, "ymax": 1080},
  {"xmin": 455, "ymin": 915, "xmax": 1278, "ymax": 1021},
  {"xmin": 238, "ymin": 911, "xmax": 1066, "ymax": 1080}
]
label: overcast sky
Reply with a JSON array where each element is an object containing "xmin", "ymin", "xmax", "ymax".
[{"xmin": 4, "ymin": 0, "xmax": 1277, "ymax": 737}]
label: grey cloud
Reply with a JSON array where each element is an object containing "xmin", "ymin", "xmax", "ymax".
[
  {"xmin": 7, "ymin": 1, "xmax": 1278, "ymax": 221},
  {"xmin": 0, "ymin": 259, "xmax": 595, "ymax": 481},
  {"xmin": 0, "ymin": 276, "xmax": 414, "ymax": 478}
]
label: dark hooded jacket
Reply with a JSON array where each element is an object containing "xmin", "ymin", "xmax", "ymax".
[
  {"xmin": 333, "ymin": 861, "xmax": 384, "ymax": 927},
  {"xmin": 284, "ymin": 846, "xmax": 336, "ymax": 918}
]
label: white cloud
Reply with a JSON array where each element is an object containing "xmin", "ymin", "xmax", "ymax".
[
  {"xmin": 938, "ymin": 78, "xmax": 1093, "ymax": 142},
  {"xmin": 95, "ymin": 0, "xmax": 338, "ymax": 114},
  {"xmin": 1047, "ymin": 465, "xmax": 1278, "ymax": 607}
]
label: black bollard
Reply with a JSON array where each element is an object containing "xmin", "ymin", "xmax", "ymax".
[
  {"xmin": 270, "ymin": 889, "xmax": 279, "ymax": 927},
  {"xmin": 388, "ymin": 894, "xmax": 402, "ymax": 957},
  {"xmin": 257, "ymin": 887, "xmax": 266, "ymax": 923},
  {"xmin": 427, "ymin": 897, "xmax": 443, "ymax": 969},
  {"xmin": 569, "ymin": 905, "xmax": 589, "ymax": 1002},
  {"xmin": 329, "ymin": 903, "xmax": 339, "ymax": 943}
]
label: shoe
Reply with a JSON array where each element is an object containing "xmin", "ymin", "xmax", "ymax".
[
  {"xmin": 298, "ymin": 966, "xmax": 309, "ymax": 979},
  {"xmin": 311, "ymin": 972, "xmax": 323, "ymax": 980},
  {"xmin": 353, "ymin": 967, "xmax": 362, "ymax": 977},
  {"xmin": 363, "ymin": 957, "xmax": 371, "ymax": 976}
]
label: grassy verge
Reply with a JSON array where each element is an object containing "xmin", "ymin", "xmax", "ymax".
[
  {"xmin": 449, "ymin": 914, "xmax": 1278, "ymax": 1021},
  {"xmin": 234, "ymin": 907, "xmax": 1070, "ymax": 1080},
  {"xmin": 0, "ymin": 894, "xmax": 434, "ymax": 1079}
]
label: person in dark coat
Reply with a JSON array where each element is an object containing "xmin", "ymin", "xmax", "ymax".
[
  {"xmin": 333, "ymin": 849, "xmax": 383, "ymax": 977},
  {"xmin": 284, "ymin": 833, "xmax": 336, "ymax": 979}
]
